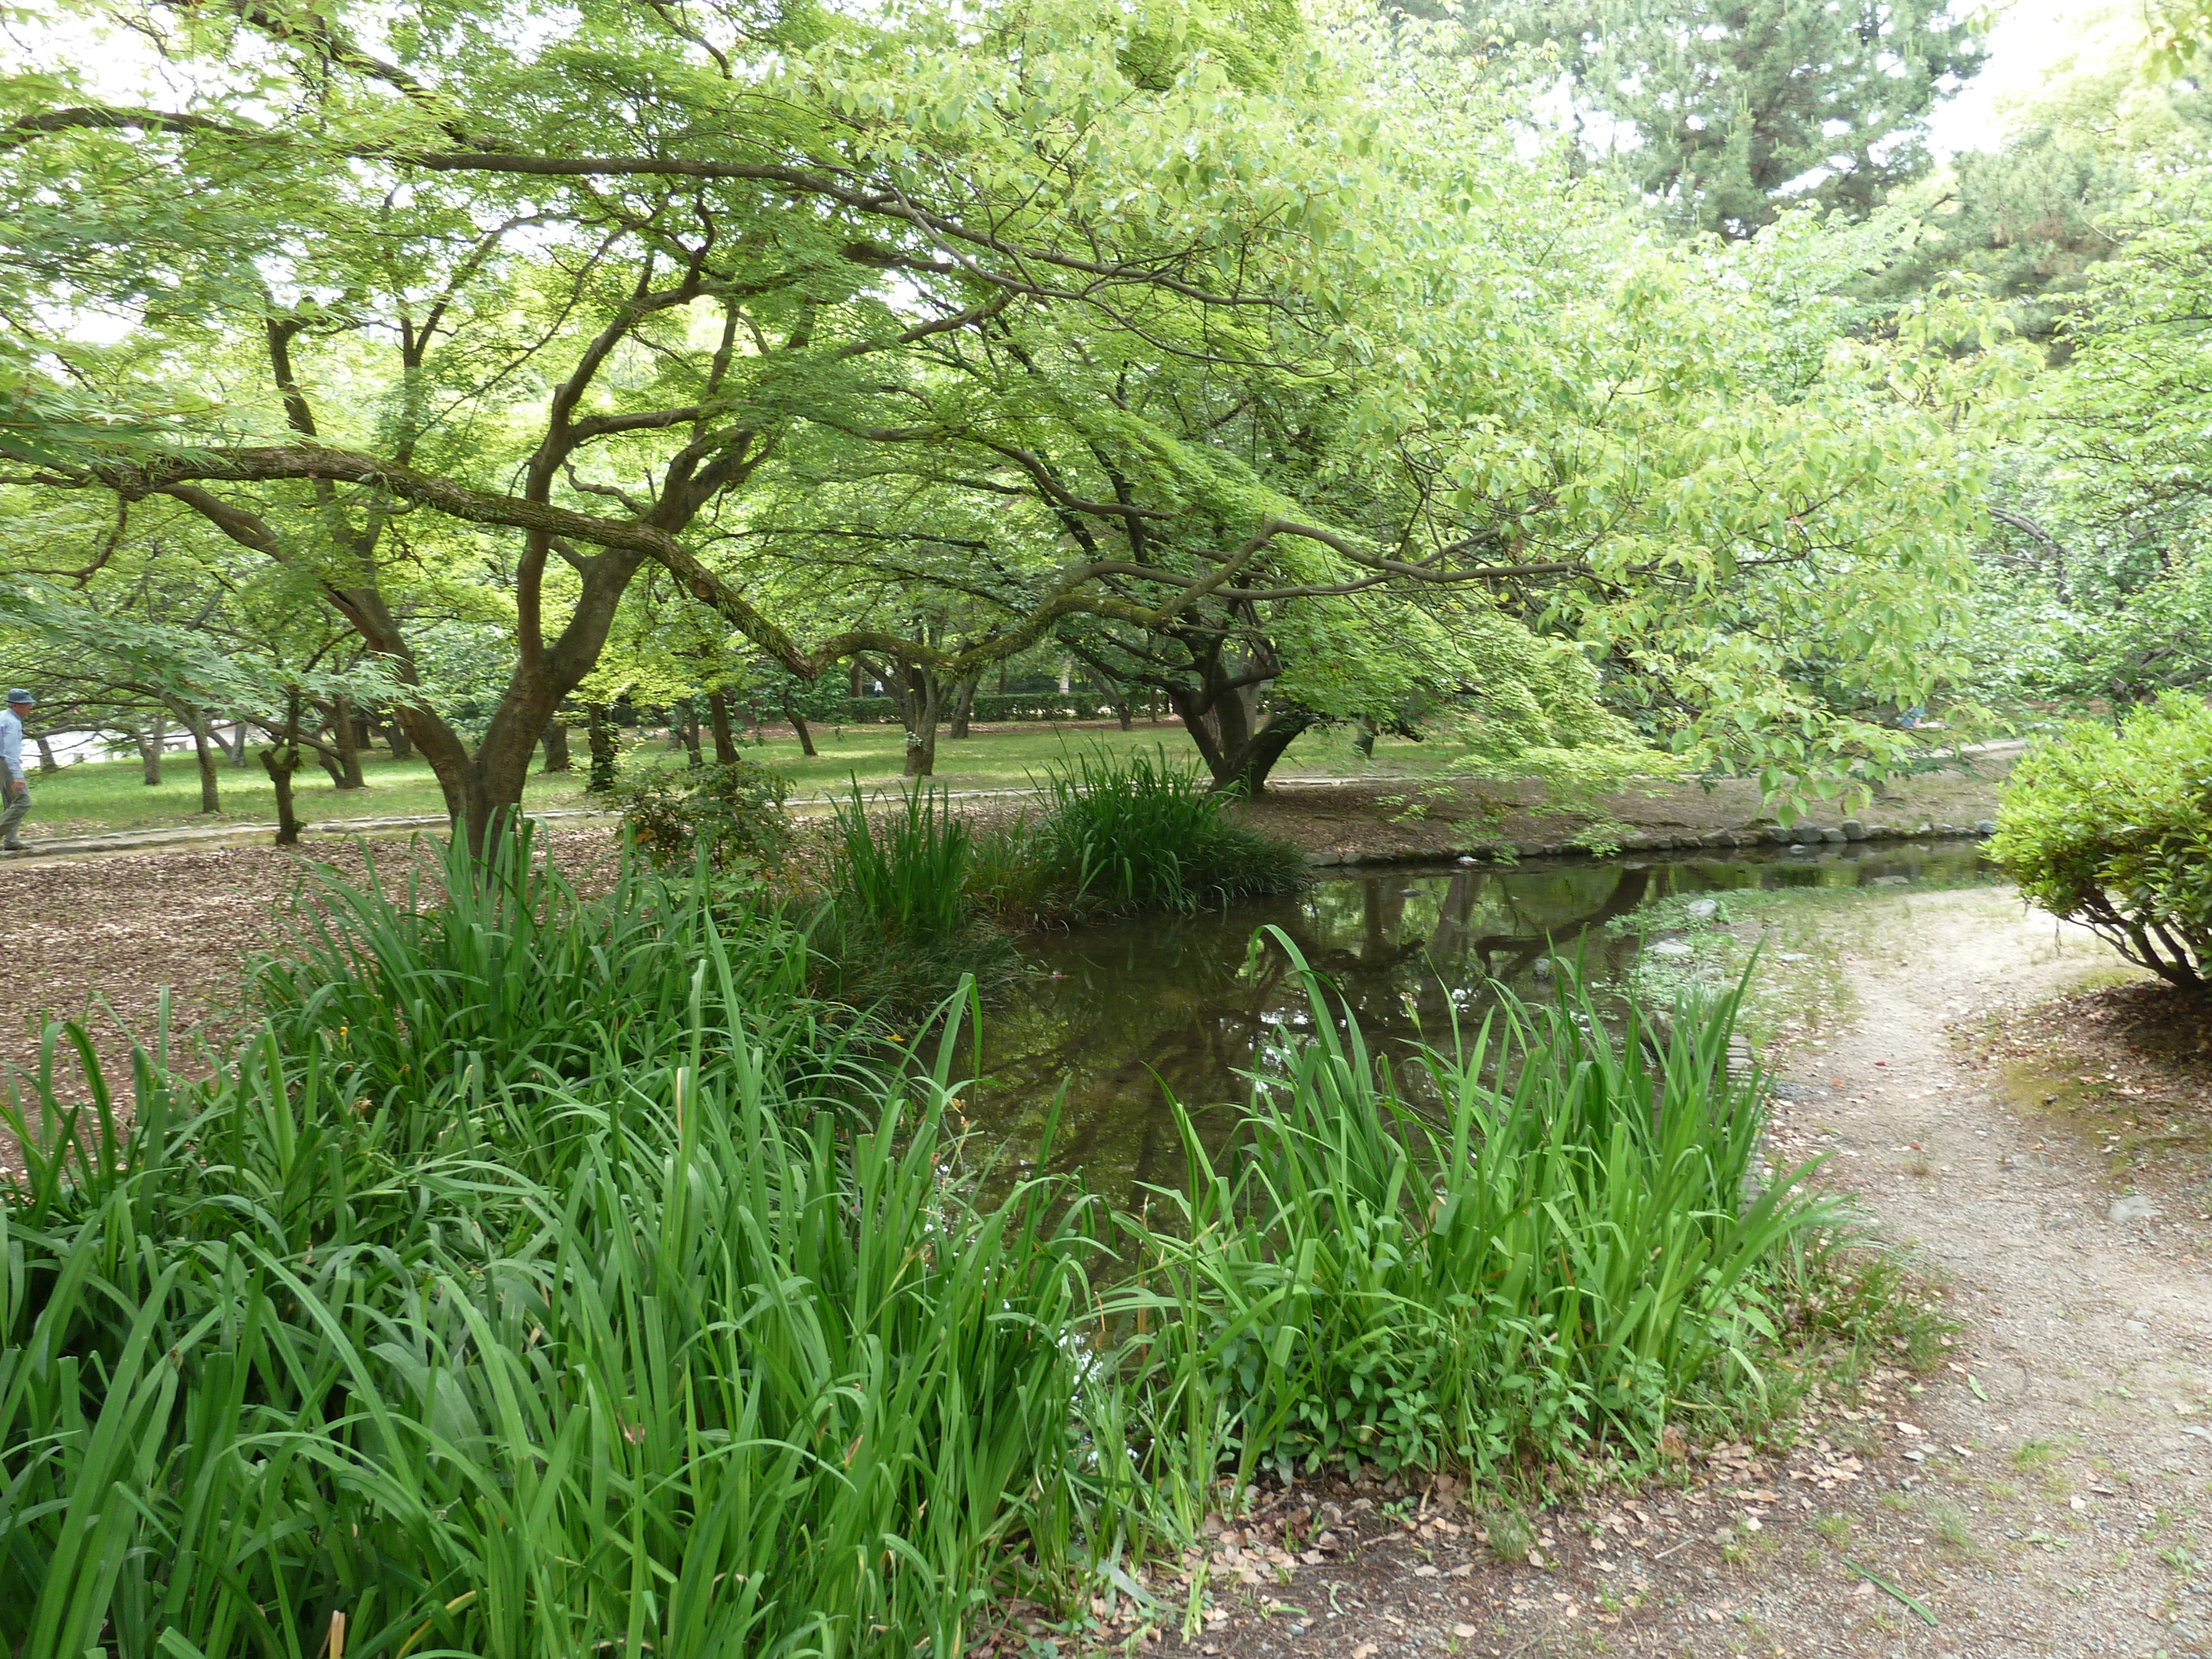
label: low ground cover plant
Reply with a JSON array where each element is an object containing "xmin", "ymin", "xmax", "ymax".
[
  {"xmin": 610, "ymin": 756, "xmax": 793, "ymax": 877},
  {"xmin": 1, "ymin": 841, "xmax": 1867, "ymax": 1656},
  {"xmin": 1990, "ymin": 693, "xmax": 2212, "ymax": 990}
]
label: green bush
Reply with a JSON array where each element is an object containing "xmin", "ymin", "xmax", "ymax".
[
  {"xmin": 1117, "ymin": 935, "xmax": 1835, "ymax": 1485},
  {"xmin": 1989, "ymin": 694, "xmax": 2212, "ymax": 989},
  {"xmin": 1034, "ymin": 745, "xmax": 1306, "ymax": 912},
  {"xmin": 613, "ymin": 756, "xmax": 792, "ymax": 877}
]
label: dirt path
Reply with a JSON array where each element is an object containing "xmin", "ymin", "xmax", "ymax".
[{"xmin": 1144, "ymin": 889, "xmax": 2211, "ymax": 1659}]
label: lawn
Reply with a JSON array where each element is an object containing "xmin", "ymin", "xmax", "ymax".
[{"xmin": 19, "ymin": 717, "xmax": 1340, "ymax": 837}]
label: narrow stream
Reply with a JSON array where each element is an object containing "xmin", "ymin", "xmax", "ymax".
[{"xmin": 971, "ymin": 840, "xmax": 1995, "ymax": 1204}]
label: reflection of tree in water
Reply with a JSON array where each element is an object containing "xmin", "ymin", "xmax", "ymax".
[{"xmin": 974, "ymin": 863, "xmax": 1658, "ymax": 1206}]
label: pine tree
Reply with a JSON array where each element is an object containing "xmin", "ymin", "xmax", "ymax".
[{"xmin": 1490, "ymin": 0, "xmax": 1985, "ymax": 237}]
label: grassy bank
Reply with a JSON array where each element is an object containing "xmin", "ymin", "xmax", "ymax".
[{"xmin": 0, "ymin": 822, "xmax": 1885, "ymax": 1656}]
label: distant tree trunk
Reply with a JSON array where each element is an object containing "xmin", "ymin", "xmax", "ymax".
[
  {"xmin": 228, "ymin": 721, "xmax": 252, "ymax": 766},
  {"xmin": 33, "ymin": 735, "xmax": 56, "ymax": 775},
  {"xmin": 706, "ymin": 690, "xmax": 740, "ymax": 764},
  {"xmin": 540, "ymin": 717, "xmax": 572, "ymax": 772},
  {"xmin": 848, "ymin": 660, "xmax": 864, "ymax": 700},
  {"xmin": 585, "ymin": 703, "xmax": 618, "ymax": 793},
  {"xmin": 193, "ymin": 723, "xmax": 221, "ymax": 812},
  {"xmin": 1353, "ymin": 719, "xmax": 1379, "ymax": 760},
  {"xmin": 261, "ymin": 695, "xmax": 304, "ymax": 846},
  {"xmin": 166, "ymin": 702, "xmax": 222, "ymax": 813},
  {"xmin": 948, "ymin": 672, "xmax": 980, "ymax": 739},
  {"xmin": 678, "ymin": 698, "xmax": 703, "ymax": 768},
  {"xmin": 383, "ymin": 712, "xmax": 414, "ymax": 760},
  {"xmin": 1111, "ymin": 688, "xmax": 1134, "ymax": 731},
  {"xmin": 875, "ymin": 658, "xmax": 942, "ymax": 778},
  {"xmin": 782, "ymin": 695, "xmax": 818, "ymax": 758},
  {"xmin": 330, "ymin": 693, "xmax": 366, "ymax": 789},
  {"xmin": 131, "ymin": 716, "xmax": 165, "ymax": 786}
]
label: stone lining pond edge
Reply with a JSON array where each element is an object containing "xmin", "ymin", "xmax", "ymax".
[{"xmin": 1303, "ymin": 821, "xmax": 1999, "ymax": 869}]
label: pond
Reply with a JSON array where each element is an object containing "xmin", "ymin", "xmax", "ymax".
[{"xmin": 970, "ymin": 839, "xmax": 1996, "ymax": 1205}]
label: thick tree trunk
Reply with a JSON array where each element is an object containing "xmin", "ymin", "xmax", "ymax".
[
  {"xmin": 948, "ymin": 672, "xmax": 980, "ymax": 739},
  {"xmin": 706, "ymin": 690, "xmax": 740, "ymax": 764},
  {"xmin": 879, "ymin": 660, "xmax": 943, "ymax": 778},
  {"xmin": 194, "ymin": 723, "xmax": 221, "ymax": 812},
  {"xmin": 898, "ymin": 664, "xmax": 942, "ymax": 779},
  {"xmin": 783, "ymin": 696, "xmax": 818, "ymax": 758},
  {"xmin": 330, "ymin": 693, "xmax": 366, "ymax": 789},
  {"xmin": 261, "ymin": 747, "xmax": 302, "ymax": 844},
  {"xmin": 1167, "ymin": 648, "xmax": 1311, "ymax": 797},
  {"xmin": 229, "ymin": 721, "xmax": 252, "ymax": 766},
  {"xmin": 383, "ymin": 713, "xmax": 414, "ymax": 760},
  {"xmin": 33, "ymin": 735, "xmax": 56, "ymax": 775},
  {"xmin": 1113, "ymin": 692, "xmax": 1134, "ymax": 732},
  {"xmin": 585, "ymin": 704, "xmax": 618, "ymax": 792},
  {"xmin": 540, "ymin": 718, "xmax": 572, "ymax": 772},
  {"xmin": 261, "ymin": 695, "xmax": 305, "ymax": 846}
]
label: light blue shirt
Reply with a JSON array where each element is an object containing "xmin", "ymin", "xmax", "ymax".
[{"xmin": 0, "ymin": 707, "xmax": 22, "ymax": 781}]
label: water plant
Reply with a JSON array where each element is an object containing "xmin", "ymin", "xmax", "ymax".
[
  {"xmin": 1118, "ymin": 932, "xmax": 1835, "ymax": 1492},
  {"xmin": 0, "ymin": 843, "xmax": 1872, "ymax": 1658},
  {"xmin": 828, "ymin": 781, "xmax": 973, "ymax": 939},
  {"xmin": 1031, "ymin": 746, "xmax": 1306, "ymax": 913}
]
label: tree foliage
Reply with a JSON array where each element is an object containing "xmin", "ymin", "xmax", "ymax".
[{"xmin": 1490, "ymin": 0, "xmax": 1984, "ymax": 236}]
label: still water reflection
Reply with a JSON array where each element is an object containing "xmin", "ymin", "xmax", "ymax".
[{"xmin": 972, "ymin": 841, "xmax": 1992, "ymax": 1204}]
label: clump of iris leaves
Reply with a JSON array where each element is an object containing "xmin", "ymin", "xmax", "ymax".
[{"xmin": 0, "ymin": 816, "xmax": 1877, "ymax": 1659}]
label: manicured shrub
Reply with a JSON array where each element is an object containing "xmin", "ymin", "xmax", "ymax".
[
  {"xmin": 1989, "ymin": 695, "xmax": 2212, "ymax": 989},
  {"xmin": 1034, "ymin": 745, "xmax": 1306, "ymax": 912}
]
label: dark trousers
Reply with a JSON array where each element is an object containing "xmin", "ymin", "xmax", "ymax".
[{"xmin": 1, "ymin": 779, "xmax": 29, "ymax": 848}]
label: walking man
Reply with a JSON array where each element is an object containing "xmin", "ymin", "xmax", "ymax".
[{"xmin": 1, "ymin": 688, "xmax": 34, "ymax": 853}]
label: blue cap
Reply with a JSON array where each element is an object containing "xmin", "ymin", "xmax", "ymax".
[{"xmin": 5, "ymin": 690, "xmax": 29, "ymax": 704}]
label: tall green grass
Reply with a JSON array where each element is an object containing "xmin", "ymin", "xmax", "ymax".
[
  {"xmin": 1117, "ymin": 932, "xmax": 1834, "ymax": 1493},
  {"xmin": 993, "ymin": 747, "xmax": 1306, "ymax": 916},
  {"xmin": 812, "ymin": 785, "xmax": 1019, "ymax": 1014},
  {"xmin": 828, "ymin": 782, "xmax": 972, "ymax": 939},
  {"xmin": 0, "ymin": 842, "xmax": 1117, "ymax": 1659}
]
